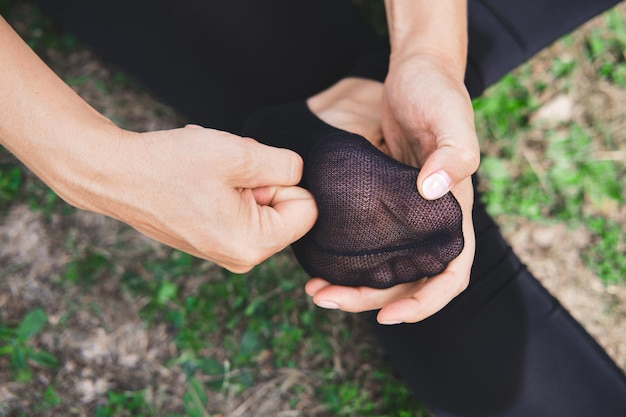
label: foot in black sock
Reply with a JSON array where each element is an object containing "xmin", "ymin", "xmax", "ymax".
[{"xmin": 242, "ymin": 101, "xmax": 464, "ymax": 289}]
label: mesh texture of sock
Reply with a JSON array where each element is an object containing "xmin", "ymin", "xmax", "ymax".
[{"xmin": 292, "ymin": 132, "xmax": 464, "ymax": 289}]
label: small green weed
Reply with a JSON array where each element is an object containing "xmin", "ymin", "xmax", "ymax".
[
  {"xmin": 0, "ymin": 308, "xmax": 58, "ymax": 382},
  {"xmin": 319, "ymin": 379, "xmax": 375, "ymax": 415},
  {"xmin": 40, "ymin": 385, "xmax": 61, "ymax": 409},
  {"xmin": 478, "ymin": 122, "xmax": 625, "ymax": 284},
  {"xmin": 473, "ymin": 70, "xmax": 537, "ymax": 155},
  {"xmin": 545, "ymin": 125, "xmax": 623, "ymax": 220},
  {"xmin": 550, "ymin": 56, "xmax": 578, "ymax": 80},
  {"xmin": 478, "ymin": 155, "xmax": 551, "ymax": 219},
  {"xmin": 318, "ymin": 371, "xmax": 427, "ymax": 417},
  {"xmin": 585, "ymin": 9, "xmax": 626, "ymax": 87},
  {"xmin": 94, "ymin": 390, "xmax": 155, "ymax": 417},
  {"xmin": 0, "ymin": 164, "xmax": 22, "ymax": 203},
  {"xmin": 181, "ymin": 376, "xmax": 209, "ymax": 417},
  {"xmin": 0, "ymin": 155, "xmax": 66, "ymax": 216},
  {"xmin": 480, "ymin": 124, "xmax": 624, "ymax": 218},
  {"xmin": 584, "ymin": 217, "xmax": 626, "ymax": 285},
  {"xmin": 61, "ymin": 249, "xmax": 110, "ymax": 285}
]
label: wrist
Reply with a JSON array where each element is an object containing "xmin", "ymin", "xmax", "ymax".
[
  {"xmin": 388, "ymin": 50, "xmax": 467, "ymax": 85},
  {"xmin": 385, "ymin": 0, "xmax": 468, "ymax": 80},
  {"xmin": 30, "ymin": 121, "xmax": 129, "ymax": 216}
]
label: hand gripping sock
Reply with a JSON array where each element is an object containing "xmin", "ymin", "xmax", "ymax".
[
  {"xmin": 241, "ymin": 101, "xmax": 464, "ymax": 289},
  {"xmin": 292, "ymin": 132, "xmax": 464, "ymax": 289}
]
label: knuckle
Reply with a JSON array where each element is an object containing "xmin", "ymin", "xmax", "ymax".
[
  {"xmin": 225, "ymin": 138, "xmax": 262, "ymax": 182},
  {"xmin": 235, "ymin": 243, "xmax": 270, "ymax": 269},
  {"xmin": 458, "ymin": 148, "xmax": 481, "ymax": 174},
  {"xmin": 189, "ymin": 233, "xmax": 264, "ymax": 272},
  {"xmin": 232, "ymin": 148, "xmax": 258, "ymax": 182}
]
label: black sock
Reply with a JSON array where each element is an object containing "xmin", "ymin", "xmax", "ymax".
[
  {"xmin": 294, "ymin": 132, "xmax": 463, "ymax": 288},
  {"xmin": 243, "ymin": 105, "xmax": 464, "ymax": 289}
]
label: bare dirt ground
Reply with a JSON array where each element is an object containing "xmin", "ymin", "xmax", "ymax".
[{"xmin": 1, "ymin": 2, "xmax": 626, "ymax": 416}]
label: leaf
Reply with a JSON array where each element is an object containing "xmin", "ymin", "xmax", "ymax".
[
  {"xmin": 29, "ymin": 349, "xmax": 59, "ymax": 368},
  {"xmin": 238, "ymin": 329, "xmax": 261, "ymax": 359},
  {"xmin": 42, "ymin": 385, "xmax": 61, "ymax": 408},
  {"xmin": 17, "ymin": 308, "xmax": 48, "ymax": 341},
  {"xmin": 182, "ymin": 377, "xmax": 208, "ymax": 417},
  {"xmin": 11, "ymin": 346, "xmax": 27, "ymax": 369},
  {"xmin": 157, "ymin": 281, "xmax": 178, "ymax": 305}
]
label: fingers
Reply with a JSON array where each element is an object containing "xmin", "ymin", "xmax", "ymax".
[
  {"xmin": 256, "ymin": 185, "xmax": 318, "ymax": 247},
  {"xmin": 198, "ymin": 186, "xmax": 317, "ymax": 274},
  {"xmin": 377, "ymin": 209, "xmax": 475, "ymax": 324},
  {"xmin": 305, "ymin": 269, "xmax": 467, "ymax": 324},
  {"xmin": 306, "ymin": 178, "xmax": 475, "ymax": 324},
  {"xmin": 305, "ymin": 278, "xmax": 425, "ymax": 313},
  {"xmin": 234, "ymin": 139, "xmax": 305, "ymax": 189},
  {"xmin": 182, "ymin": 125, "xmax": 305, "ymax": 189},
  {"xmin": 306, "ymin": 248, "xmax": 471, "ymax": 324},
  {"xmin": 377, "ymin": 232, "xmax": 474, "ymax": 323},
  {"xmin": 375, "ymin": 271, "xmax": 468, "ymax": 324}
]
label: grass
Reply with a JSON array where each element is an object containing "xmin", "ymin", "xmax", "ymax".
[
  {"xmin": 473, "ymin": 9, "xmax": 626, "ymax": 285},
  {"xmin": 117, "ymin": 253, "xmax": 427, "ymax": 416},
  {"xmin": 1, "ymin": 1, "xmax": 625, "ymax": 416},
  {"xmin": 0, "ymin": 308, "xmax": 59, "ymax": 382}
]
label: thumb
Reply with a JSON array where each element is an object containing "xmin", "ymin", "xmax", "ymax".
[
  {"xmin": 236, "ymin": 140, "xmax": 305, "ymax": 189},
  {"xmin": 414, "ymin": 82, "xmax": 479, "ymax": 199},
  {"xmin": 417, "ymin": 134, "xmax": 479, "ymax": 200},
  {"xmin": 257, "ymin": 185, "xmax": 319, "ymax": 249}
]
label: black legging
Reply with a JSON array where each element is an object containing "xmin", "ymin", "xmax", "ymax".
[{"xmin": 37, "ymin": 0, "xmax": 626, "ymax": 415}]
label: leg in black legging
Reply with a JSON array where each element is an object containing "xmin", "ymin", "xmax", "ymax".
[
  {"xmin": 36, "ymin": 0, "xmax": 379, "ymax": 134},
  {"xmin": 464, "ymin": 0, "xmax": 624, "ymax": 96},
  {"xmin": 370, "ymin": 189, "xmax": 626, "ymax": 416},
  {"xmin": 372, "ymin": 1, "xmax": 626, "ymax": 415}
]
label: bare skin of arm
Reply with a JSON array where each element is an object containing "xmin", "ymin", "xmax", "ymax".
[
  {"xmin": 306, "ymin": 0, "xmax": 479, "ymax": 324},
  {"xmin": 0, "ymin": 17, "xmax": 318, "ymax": 273}
]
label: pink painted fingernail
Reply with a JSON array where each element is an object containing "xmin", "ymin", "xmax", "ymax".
[
  {"xmin": 317, "ymin": 301, "xmax": 340, "ymax": 309},
  {"xmin": 380, "ymin": 320, "xmax": 403, "ymax": 325},
  {"xmin": 422, "ymin": 170, "xmax": 451, "ymax": 200}
]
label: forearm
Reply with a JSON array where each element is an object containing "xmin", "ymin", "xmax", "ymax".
[
  {"xmin": 0, "ymin": 18, "xmax": 318, "ymax": 270},
  {"xmin": 0, "ymin": 17, "xmax": 123, "ymax": 212},
  {"xmin": 384, "ymin": 0, "xmax": 468, "ymax": 79}
]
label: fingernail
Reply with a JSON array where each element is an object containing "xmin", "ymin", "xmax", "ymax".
[
  {"xmin": 317, "ymin": 300, "xmax": 340, "ymax": 310},
  {"xmin": 380, "ymin": 320, "xmax": 403, "ymax": 325},
  {"xmin": 422, "ymin": 170, "xmax": 451, "ymax": 199}
]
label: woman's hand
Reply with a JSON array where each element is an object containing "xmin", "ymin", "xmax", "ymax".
[
  {"xmin": 1, "ymin": 17, "xmax": 317, "ymax": 273},
  {"xmin": 305, "ymin": 53, "xmax": 479, "ymax": 324},
  {"xmin": 73, "ymin": 126, "xmax": 319, "ymax": 273}
]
